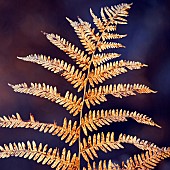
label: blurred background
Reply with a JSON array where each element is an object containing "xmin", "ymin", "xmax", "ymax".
[{"xmin": 0, "ymin": 0, "xmax": 169, "ymax": 169}]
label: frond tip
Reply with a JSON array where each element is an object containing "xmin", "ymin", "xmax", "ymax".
[
  {"xmin": 0, "ymin": 141, "xmax": 79, "ymax": 170},
  {"xmin": 90, "ymin": 3, "xmax": 132, "ymax": 33},
  {"xmin": 66, "ymin": 17, "xmax": 99, "ymax": 54},
  {"xmin": 8, "ymin": 83, "xmax": 83, "ymax": 116},
  {"xmin": 0, "ymin": 113, "xmax": 80, "ymax": 146}
]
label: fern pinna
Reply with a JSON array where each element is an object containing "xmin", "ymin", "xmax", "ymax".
[{"xmin": 0, "ymin": 2, "xmax": 169, "ymax": 170}]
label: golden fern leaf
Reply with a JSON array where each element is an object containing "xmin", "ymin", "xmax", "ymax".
[
  {"xmin": 4, "ymin": 3, "xmax": 169, "ymax": 170},
  {"xmin": 85, "ymin": 84, "xmax": 156, "ymax": 108},
  {"xmin": 84, "ymin": 148, "xmax": 170, "ymax": 170},
  {"xmin": 83, "ymin": 160, "xmax": 121, "ymax": 170},
  {"xmin": 80, "ymin": 132, "xmax": 161, "ymax": 163},
  {"xmin": 0, "ymin": 113, "xmax": 80, "ymax": 146},
  {"xmin": 17, "ymin": 54, "xmax": 63, "ymax": 73},
  {"xmin": 88, "ymin": 60, "xmax": 147, "ymax": 87},
  {"xmin": 17, "ymin": 54, "xmax": 86, "ymax": 92},
  {"xmin": 92, "ymin": 53, "xmax": 121, "ymax": 67},
  {"xmin": 43, "ymin": 32, "xmax": 90, "ymax": 71},
  {"xmin": 103, "ymin": 6, "xmax": 129, "ymax": 25},
  {"xmin": 80, "ymin": 132, "xmax": 124, "ymax": 162},
  {"xmin": 90, "ymin": 3, "xmax": 132, "ymax": 33},
  {"xmin": 90, "ymin": 8, "xmax": 105, "ymax": 33},
  {"xmin": 122, "ymin": 148, "xmax": 170, "ymax": 170},
  {"xmin": 103, "ymin": 3, "xmax": 132, "ymax": 25},
  {"xmin": 101, "ymin": 33, "xmax": 127, "ymax": 41},
  {"xmin": 8, "ymin": 83, "xmax": 83, "ymax": 116},
  {"xmin": 90, "ymin": 3, "xmax": 132, "ymax": 54},
  {"xmin": 97, "ymin": 41, "xmax": 125, "ymax": 52},
  {"xmin": 81, "ymin": 109, "xmax": 160, "ymax": 136},
  {"xmin": 82, "ymin": 134, "xmax": 170, "ymax": 168},
  {"xmin": 0, "ymin": 141, "xmax": 79, "ymax": 170},
  {"xmin": 66, "ymin": 17, "xmax": 99, "ymax": 54}
]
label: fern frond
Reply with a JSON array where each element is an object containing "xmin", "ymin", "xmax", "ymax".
[
  {"xmin": 90, "ymin": 3, "xmax": 132, "ymax": 33},
  {"xmin": 83, "ymin": 148, "xmax": 170, "ymax": 170},
  {"xmin": 90, "ymin": 8, "xmax": 105, "ymax": 33},
  {"xmin": 80, "ymin": 132, "xmax": 124, "ymax": 162},
  {"xmin": 85, "ymin": 84, "xmax": 156, "ymax": 108},
  {"xmin": 43, "ymin": 32, "xmax": 90, "ymax": 71},
  {"xmin": 122, "ymin": 148, "xmax": 170, "ymax": 170},
  {"xmin": 4, "ymin": 2, "xmax": 168, "ymax": 170},
  {"xmin": 101, "ymin": 33, "xmax": 127, "ymax": 41},
  {"xmin": 90, "ymin": 3, "xmax": 132, "ymax": 55},
  {"xmin": 92, "ymin": 53, "xmax": 121, "ymax": 67},
  {"xmin": 84, "ymin": 148, "xmax": 170, "ymax": 170},
  {"xmin": 83, "ymin": 160, "xmax": 121, "ymax": 170},
  {"xmin": 80, "ymin": 131, "xmax": 162, "ymax": 162},
  {"xmin": 81, "ymin": 109, "xmax": 160, "ymax": 136},
  {"xmin": 81, "ymin": 132, "xmax": 168, "ymax": 165},
  {"xmin": 0, "ymin": 113, "xmax": 80, "ymax": 146},
  {"xmin": 66, "ymin": 17, "xmax": 99, "ymax": 54},
  {"xmin": 17, "ymin": 54, "xmax": 86, "ymax": 92},
  {"xmin": 88, "ymin": 60, "xmax": 147, "ymax": 87},
  {"xmin": 103, "ymin": 6, "xmax": 129, "ymax": 25},
  {"xmin": 104, "ymin": 3, "xmax": 132, "ymax": 25},
  {"xmin": 8, "ymin": 83, "xmax": 83, "ymax": 116},
  {"xmin": 98, "ymin": 41, "xmax": 125, "ymax": 52},
  {"xmin": 17, "ymin": 54, "xmax": 63, "ymax": 73},
  {"xmin": 0, "ymin": 141, "xmax": 79, "ymax": 170}
]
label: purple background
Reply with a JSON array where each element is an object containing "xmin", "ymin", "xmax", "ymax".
[{"xmin": 0, "ymin": 0, "xmax": 170, "ymax": 169}]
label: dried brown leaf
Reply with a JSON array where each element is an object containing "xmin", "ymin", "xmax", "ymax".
[
  {"xmin": 0, "ymin": 141, "xmax": 79, "ymax": 170},
  {"xmin": 81, "ymin": 109, "xmax": 160, "ymax": 136},
  {"xmin": 17, "ymin": 54, "xmax": 86, "ymax": 92},
  {"xmin": 85, "ymin": 84, "xmax": 156, "ymax": 108},
  {"xmin": 80, "ymin": 132, "xmax": 124, "ymax": 162},
  {"xmin": 8, "ymin": 83, "xmax": 83, "ymax": 116},
  {"xmin": 0, "ymin": 113, "xmax": 80, "ymax": 146},
  {"xmin": 88, "ymin": 60, "xmax": 147, "ymax": 87}
]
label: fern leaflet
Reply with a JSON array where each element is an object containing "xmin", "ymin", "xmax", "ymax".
[
  {"xmin": 0, "ymin": 141, "xmax": 79, "ymax": 170},
  {"xmin": 81, "ymin": 109, "xmax": 160, "ymax": 136},
  {"xmin": 0, "ymin": 113, "xmax": 80, "ymax": 146},
  {"xmin": 8, "ymin": 83, "xmax": 83, "ymax": 116}
]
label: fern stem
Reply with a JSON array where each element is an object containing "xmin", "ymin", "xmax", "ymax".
[
  {"xmin": 78, "ymin": 58, "xmax": 93, "ymax": 169},
  {"xmin": 78, "ymin": 20, "xmax": 112, "ymax": 169}
]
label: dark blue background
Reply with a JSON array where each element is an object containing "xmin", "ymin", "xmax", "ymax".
[{"xmin": 0, "ymin": 0, "xmax": 169, "ymax": 169}]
